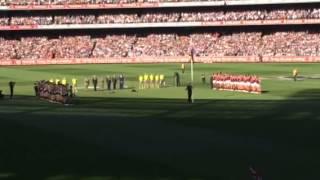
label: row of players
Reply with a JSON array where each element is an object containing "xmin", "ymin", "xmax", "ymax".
[
  {"xmin": 138, "ymin": 74, "xmax": 166, "ymax": 89},
  {"xmin": 212, "ymin": 73, "xmax": 262, "ymax": 94},
  {"xmin": 50, "ymin": 73, "xmax": 167, "ymax": 93},
  {"xmin": 50, "ymin": 74, "xmax": 126, "ymax": 92}
]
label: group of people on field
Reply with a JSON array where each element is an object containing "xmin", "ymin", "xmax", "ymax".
[
  {"xmin": 84, "ymin": 74, "xmax": 125, "ymax": 91},
  {"xmin": 35, "ymin": 80, "xmax": 72, "ymax": 104},
  {"xmin": 212, "ymin": 73, "xmax": 262, "ymax": 94},
  {"xmin": 49, "ymin": 77, "xmax": 78, "ymax": 95},
  {"xmin": 139, "ymin": 73, "xmax": 165, "ymax": 89}
]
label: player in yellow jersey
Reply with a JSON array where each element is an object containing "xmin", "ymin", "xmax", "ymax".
[
  {"xmin": 292, "ymin": 68, "xmax": 298, "ymax": 81},
  {"xmin": 181, "ymin": 63, "xmax": 185, "ymax": 74},
  {"xmin": 55, "ymin": 78, "xmax": 60, "ymax": 85},
  {"xmin": 61, "ymin": 77, "xmax": 67, "ymax": 86},
  {"xmin": 155, "ymin": 74, "xmax": 159, "ymax": 88},
  {"xmin": 139, "ymin": 75, "xmax": 143, "ymax": 89},
  {"xmin": 49, "ymin": 79, "xmax": 54, "ymax": 83},
  {"xmin": 144, "ymin": 73, "xmax": 149, "ymax": 88},
  {"xmin": 159, "ymin": 74, "xmax": 164, "ymax": 88},
  {"xmin": 72, "ymin": 78, "xmax": 77, "ymax": 94},
  {"xmin": 149, "ymin": 74, "xmax": 154, "ymax": 88}
]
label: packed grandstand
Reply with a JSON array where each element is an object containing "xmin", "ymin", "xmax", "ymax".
[{"xmin": 0, "ymin": 0, "xmax": 320, "ymax": 64}]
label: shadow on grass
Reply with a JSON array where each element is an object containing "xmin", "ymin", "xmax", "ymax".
[{"xmin": 0, "ymin": 89, "xmax": 320, "ymax": 180}]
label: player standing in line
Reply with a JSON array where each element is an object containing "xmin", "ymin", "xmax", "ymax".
[
  {"xmin": 100, "ymin": 77, "xmax": 105, "ymax": 90},
  {"xmin": 72, "ymin": 78, "xmax": 77, "ymax": 95},
  {"xmin": 159, "ymin": 74, "xmax": 164, "ymax": 88},
  {"xmin": 84, "ymin": 77, "xmax": 90, "ymax": 90},
  {"xmin": 144, "ymin": 73, "xmax": 149, "ymax": 89},
  {"xmin": 92, "ymin": 75, "xmax": 98, "ymax": 91},
  {"xmin": 62, "ymin": 77, "xmax": 67, "ymax": 86},
  {"xmin": 150, "ymin": 74, "xmax": 154, "ymax": 88},
  {"xmin": 106, "ymin": 75, "xmax": 112, "ymax": 90},
  {"xmin": 155, "ymin": 74, "xmax": 159, "ymax": 88},
  {"xmin": 112, "ymin": 74, "xmax": 117, "ymax": 90},
  {"xmin": 292, "ymin": 68, "xmax": 298, "ymax": 81},
  {"xmin": 139, "ymin": 75, "xmax": 143, "ymax": 89},
  {"xmin": 181, "ymin": 63, "xmax": 185, "ymax": 74},
  {"xmin": 55, "ymin": 78, "xmax": 60, "ymax": 85}
]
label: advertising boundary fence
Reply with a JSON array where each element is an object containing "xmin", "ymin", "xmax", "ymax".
[{"xmin": 1, "ymin": 56, "xmax": 320, "ymax": 66}]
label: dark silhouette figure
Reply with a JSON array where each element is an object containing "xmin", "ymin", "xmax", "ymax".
[
  {"xmin": 0, "ymin": 90, "xmax": 4, "ymax": 99},
  {"xmin": 174, "ymin": 72, "xmax": 180, "ymax": 87},
  {"xmin": 106, "ymin": 76, "xmax": 112, "ymax": 90},
  {"xmin": 34, "ymin": 83, "xmax": 39, "ymax": 97},
  {"xmin": 92, "ymin": 76, "xmax": 98, "ymax": 91},
  {"xmin": 201, "ymin": 74, "xmax": 206, "ymax": 84},
  {"xmin": 9, "ymin": 81, "xmax": 15, "ymax": 99},
  {"xmin": 69, "ymin": 85, "xmax": 73, "ymax": 97},
  {"xmin": 119, "ymin": 74, "xmax": 125, "ymax": 89},
  {"xmin": 112, "ymin": 75, "xmax": 117, "ymax": 90},
  {"xmin": 186, "ymin": 83, "xmax": 193, "ymax": 103}
]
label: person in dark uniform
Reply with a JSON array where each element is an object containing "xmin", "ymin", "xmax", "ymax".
[
  {"xmin": 201, "ymin": 73, "xmax": 206, "ymax": 84},
  {"xmin": 34, "ymin": 82, "xmax": 39, "ymax": 97},
  {"xmin": 174, "ymin": 72, "xmax": 180, "ymax": 87},
  {"xmin": 119, "ymin": 74, "xmax": 125, "ymax": 89},
  {"xmin": 112, "ymin": 74, "xmax": 117, "ymax": 90},
  {"xmin": 0, "ymin": 90, "xmax": 3, "ymax": 99},
  {"xmin": 100, "ymin": 77, "xmax": 105, "ymax": 90},
  {"xmin": 210, "ymin": 75, "xmax": 214, "ymax": 89},
  {"xmin": 92, "ymin": 75, "xmax": 98, "ymax": 91},
  {"xmin": 186, "ymin": 83, "xmax": 193, "ymax": 103},
  {"xmin": 69, "ymin": 85, "xmax": 73, "ymax": 97},
  {"xmin": 9, "ymin": 81, "xmax": 15, "ymax": 99},
  {"xmin": 106, "ymin": 75, "xmax": 112, "ymax": 90}
]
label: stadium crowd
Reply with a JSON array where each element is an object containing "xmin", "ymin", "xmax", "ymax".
[
  {"xmin": 2, "ymin": 8, "xmax": 320, "ymax": 25},
  {"xmin": 1, "ymin": 31, "xmax": 320, "ymax": 60},
  {"xmin": 1, "ymin": 0, "xmax": 229, "ymax": 6}
]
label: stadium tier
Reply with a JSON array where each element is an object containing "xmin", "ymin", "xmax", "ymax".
[
  {"xmin": 1, "ymin": 0, "xmax": 320, "ymax": 65},
  {"xmin": 0, "ymin": 0, "xmax": 318, "ymax": 8},
  {"xmin": 1, "ymin": 8, "xmax": 320, "ymax": 26}
]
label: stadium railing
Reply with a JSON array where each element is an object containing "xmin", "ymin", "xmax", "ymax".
[{"xmin": 1, "ymin": 19, "xmax": 320, "ymax": 31}]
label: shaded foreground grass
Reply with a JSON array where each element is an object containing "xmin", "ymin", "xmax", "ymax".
[
  {"xmin": 0, "ymin": 63, "xmax": 320, "ymax": 179},
  {"xmin": 1, "ymin": 89, "xmax": 320, "ymax": 180}
]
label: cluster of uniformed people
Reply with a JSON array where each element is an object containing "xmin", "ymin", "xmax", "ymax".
[
  {"xmin": 35, "ymin": 80, "xmax": 72, "ymax": 104},
  {"xmin": 212, "ymin": 73, "xmax": 262, "ymax": 94},
  {"xmin": 84, "ymin": 74, "xmax": 125, "ymax": 91},
  {"xmin": 138, "ymin": 73, "xmax": 165, "ymax": 89},
  {"xmin": 49, "ymin": 77, "xmax": 78, "ymax": 95}
]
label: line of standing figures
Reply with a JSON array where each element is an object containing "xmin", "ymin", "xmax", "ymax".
[{"xmin": 84, "ymin": 74, "xmax": 125, "ymax": 91}]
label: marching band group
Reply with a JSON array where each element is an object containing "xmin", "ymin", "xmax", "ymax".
[{"xmin": 212, "ymin": 73, "xmax": 262, "ymax": 94}]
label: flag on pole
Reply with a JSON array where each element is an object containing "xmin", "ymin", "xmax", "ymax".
[
  {"xmin": 190, "ymin": 48, "xmax": 195, "ymax": 63},
  {"xmin": 249, "ymin": 166, "xmax": 263, "ymax": 180}
]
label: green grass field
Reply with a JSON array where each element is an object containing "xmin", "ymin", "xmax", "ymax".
[{"xmin": 0, "ymin": 63, "xmax": 320, "ymax": 180}]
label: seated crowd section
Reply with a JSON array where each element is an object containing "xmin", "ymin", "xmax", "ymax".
[
  {"xmin": 1, "ymin": 0, "xmax": 235, "ymax": 6},
  {"xmin": 1, "ymin": 8, "xmax": 320, "ymax": 25},
  {"xmin": 0, "ymin": 31, "xmax": 319, "ymax": 60}
]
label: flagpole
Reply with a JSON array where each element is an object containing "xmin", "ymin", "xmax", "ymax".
[{"xmin": 190, "ymin": 48, "xmax": 194, "ymax": 103}]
